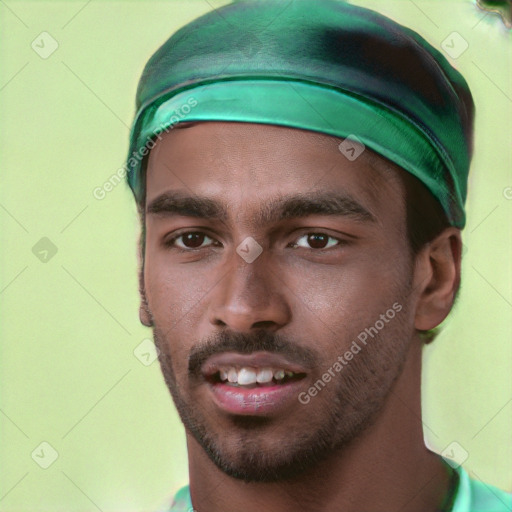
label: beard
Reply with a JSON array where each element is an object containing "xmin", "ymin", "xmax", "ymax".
[{"xmin": 151, "ymin": 292, "xmax": 414, "ymax": 484}]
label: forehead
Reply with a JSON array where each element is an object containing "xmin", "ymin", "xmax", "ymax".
[{"xmin": 145, "ymin": 121, "xmax": 405, "ymax": 223}]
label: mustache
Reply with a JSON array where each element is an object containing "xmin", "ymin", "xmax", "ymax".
[{"xmin": 188, "ymin": 330, "xmax": 318, "ymax": 377}]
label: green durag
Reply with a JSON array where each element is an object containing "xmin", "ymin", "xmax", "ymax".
[{"xmin": 126, "ymin": 0, "xmax": 474, "ymax": 227}]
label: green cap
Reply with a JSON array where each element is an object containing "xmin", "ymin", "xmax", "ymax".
[{"xmin": 127, "ymin": 0, "xmax": 474, "ymax": 227}]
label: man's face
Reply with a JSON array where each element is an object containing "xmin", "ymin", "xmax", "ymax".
[{"xmin": 142, "ymin": 122, "xmax": 418, "ymax": 482}]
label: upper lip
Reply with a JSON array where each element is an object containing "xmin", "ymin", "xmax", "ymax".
[{"xmin": 200, "ymin": 351, "xmax": 309, "ymax": 378}]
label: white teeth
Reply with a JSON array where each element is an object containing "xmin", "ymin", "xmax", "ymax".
[
  {"xmin": 273, "ymin": 369, "xmax": 285, "ymax": 380},
  {"xmin": 227, "ymin": 368, "xmax": 238, "ymax": 383},
  {"xmin": 218, "ymin": 367, "xmax": 296, "ymax": 385},
  {"xmin": 256, "ymin": 368, "xmax": 274, "ymax": 384},
  {"xmin": 238, "ymin": 367, "xmax": 257, "ymax": 385}
]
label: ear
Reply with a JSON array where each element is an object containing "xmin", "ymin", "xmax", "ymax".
[
  {"xmin": 139, "ymin": 267, "xmax": 154, "ymax": 327},
  {"xmin": 412, "ymin": 228, "xmax": 462, "ymax": 331}
]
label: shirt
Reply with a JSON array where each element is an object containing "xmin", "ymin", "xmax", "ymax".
[{"xmin": 158, "ymin": 462, "xmax": 512, "ymax": 512}]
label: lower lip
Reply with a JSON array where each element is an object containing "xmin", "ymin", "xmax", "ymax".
[{"xmin": 208, "ymin": 380, "xmax": 306, "ymax": 416}]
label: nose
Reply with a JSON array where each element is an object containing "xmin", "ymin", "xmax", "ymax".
[{"xmin": 207, "ymin": 250, "xmax": 292, "ymax": 332}]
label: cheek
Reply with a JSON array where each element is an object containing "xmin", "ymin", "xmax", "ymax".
[
  {"xmin": 291, "ymin": 256, "xmax": 396, "ymax": 312},
  {"xmin": 288, "ymin": 255, "xmax": 408, "ymax": 343},
  {"xmin": 143, "ymin": 253, "xmax": 229, "ymax": 372},
  {"xmin": 144, "ymin": 234, "xmax": 214, "ymax": 315},
  {"xmin": 143, "ymin": 233, "xmax": 411, "ymax": 361}
]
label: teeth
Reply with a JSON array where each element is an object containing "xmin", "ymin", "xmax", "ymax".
[
  {"xmin": 273, "ymin": 369, "xmax": 285, "ymax": 380},
  {"xmin": 256, "ymin": 368, "xmax": 274, "ymax": 384},
  {"xmin": 237, "ymin": 367, "xmax": 257, "ymax": 385},
  {"xmin": 218, "ymin": 367, "xmax": 296, "ymax": 385}
]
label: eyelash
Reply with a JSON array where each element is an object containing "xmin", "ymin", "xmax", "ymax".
[{"xmin": 164, "ymin": 231, "xmax": 345, "ymax": 251}]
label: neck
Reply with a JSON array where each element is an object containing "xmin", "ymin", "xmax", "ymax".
[{"xmin": 186, "ymin": 341, "xmax": 452, "ymax": 512}]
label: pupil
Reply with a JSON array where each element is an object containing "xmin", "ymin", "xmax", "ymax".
[
  {"xmin": 308, "ymin": 233, "xmax": 327, "ymax": 249},
  {"xmin": 183, "ymin": 232, "xmax": 205, "ymax": 248}
]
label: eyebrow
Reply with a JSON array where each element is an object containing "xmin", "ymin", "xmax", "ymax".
[{"xmin": 146, "ymin": 190, "xmax": 376, "ymax": 226}]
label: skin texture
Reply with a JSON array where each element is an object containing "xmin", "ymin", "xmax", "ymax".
[{"xmin": 139, "ymin": 121, "xmax": 462, "ymax": 512}]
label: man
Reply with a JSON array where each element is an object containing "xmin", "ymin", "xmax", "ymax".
[{"xmin": 125, "ymin": 1, "xmax": 511, "ymax": 511}]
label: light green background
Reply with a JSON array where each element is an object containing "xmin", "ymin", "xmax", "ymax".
[{"xmin": 1, "ymin": 0, "xmax": 510, "ymax": 510}]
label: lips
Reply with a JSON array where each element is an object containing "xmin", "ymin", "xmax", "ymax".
[{"xmin": 200, "ymin": 351, "xmax": 309, "ymax": 415}]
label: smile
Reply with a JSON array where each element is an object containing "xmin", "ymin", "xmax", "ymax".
[
  {"xmin": 200, "ymin": 351, "xmax": 309, "ymax": 415},
  {"xmin": 216, "ymin": 366, "xmax": 301, "ymax": 387}
]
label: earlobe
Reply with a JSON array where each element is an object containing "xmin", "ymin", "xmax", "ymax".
[{"xmin": 413, "ymin": 228, "xmax": 462, "ymax": 332}]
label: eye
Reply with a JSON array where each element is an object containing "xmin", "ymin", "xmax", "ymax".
[
  {"xmin": 166, "ymin": 231, "xmax": 342, "ymax": 251},
  {"xmin": 166, "ymin": 231, "xmax": 219, "ymax": 250},
  {"xmin": 290, "ymin": 232, "xmax": 342, "ymax": 250}
]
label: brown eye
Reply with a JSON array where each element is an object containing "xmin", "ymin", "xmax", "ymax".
[
  {"xmin": 307, "ymin": 233, "xmax": 329, "ymax": 249},
  {"xmin": 168, "ymin": 231, "xmax": 216, "ymax": 250},
  {"xmin": 293, "ymin": 233, "xmax": 340, "ymax": 250},
  {"xmin": 181, "ymin": 232, "xmax": 206, "ymax": 248}
]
